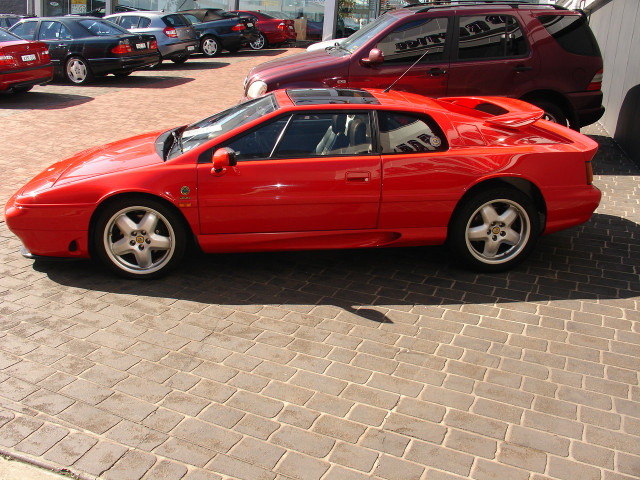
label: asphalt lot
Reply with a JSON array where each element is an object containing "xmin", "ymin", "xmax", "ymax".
[{"xmin": 0, "ymin": 48, "xmax": 639, "ymax": 480}]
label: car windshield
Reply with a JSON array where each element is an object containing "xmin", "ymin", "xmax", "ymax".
[
  {"xmin": 169, "ymin": 94, "xmax": 279, "ymax": 159},
  {"xmin": 341, "ymin": 13, "xmax": 396, "ymax": 53},
  {"xmin": 0, "ymin": 28, "xmax": 21, "ymax": 41},
  {"xmin": 79, "ymin": 19, "xmax": 128, "ymax": 36}
]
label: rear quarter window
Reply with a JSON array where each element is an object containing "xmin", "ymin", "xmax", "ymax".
[
  {"xmin": 163, "ymin": 14, "xmax": 190, "ymax": 27},
  {"xmin": 538, "ymin": 14, "xmax": 600, "ymax": 56}
]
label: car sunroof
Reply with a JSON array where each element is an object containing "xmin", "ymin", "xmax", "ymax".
[{"xmin": 287, "ymin": 88, "xmax": 380, "ymax": 105}]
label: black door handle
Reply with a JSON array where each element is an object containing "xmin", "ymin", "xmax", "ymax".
[
  {"xmin": 427, "ymin": 68, "xmax": 447, "ymax": 76},
  {"xmin": 513, "ymin": 65, "xmax": 533, "ymax": 72}
]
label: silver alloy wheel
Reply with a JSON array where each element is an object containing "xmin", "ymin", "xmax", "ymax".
[
  {"xmin": 201, "ymin": 37, "xmax": 219, "ymax": 56},
  {"xmin": 66, "ymin": 57, "xmax": 89, "ymax": 84},
  {"xmin": 464, "ymin": 198, "xmax": 531, "ymax": 265},
  {"xmin": 542, "ymin": 111, "xmax": 559, "ymax": 123},
  {"xmin": 250, "ymin": 33, "xmax": 266, "ymax": 50},
  {"xmin": 103, "ymin": 205, "xmax": 176, "ymax": 275}
]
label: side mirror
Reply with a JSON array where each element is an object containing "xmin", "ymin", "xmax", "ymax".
[
  {"xmin": 211, "ymin": 147, "xmax": 237, "ymax": 176},
  {"xmin": 360, "ymin": 48, "xmax": 383, "ymax": 67}
]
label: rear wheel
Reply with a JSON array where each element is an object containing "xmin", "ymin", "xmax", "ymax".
[
  {"xmin": 94, "ymin": 197, "xmax": 186, "ymax": 279},
  {"xmin": 530, "ymin": 99, "xmax": 568, "ymax": 127},
  {"xmin": 250, "ymin": 32, "xmax": 267, "ymax": 50},
  {"xmin": 65, "ymin": 56, "xmax": 93, "ymax": 85},
  {"xmin": 201, "ymin": 36, "xmax": 220, "ymax": 57},
  {"xmin": 447, "ymin": 188, "xmax": 540, "ymax": 272}
]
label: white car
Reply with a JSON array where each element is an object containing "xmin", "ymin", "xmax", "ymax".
[{"xmin": 306, "ymin": 38, "xmax": 345, "ymax": 52}]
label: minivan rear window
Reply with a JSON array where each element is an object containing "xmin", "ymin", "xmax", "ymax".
[{"xmin": 538, "ymin": 14, "xmax": 600, "ymax": 56}]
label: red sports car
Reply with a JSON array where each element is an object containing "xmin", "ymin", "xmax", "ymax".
[
  {"xmin": 229, "ymin": 10, "xmax": 296, "ymax": 50},
  {"xmin": 0, "ymin": 28, "xmax": 53, "ymax": 93},
  {"xmin": 5, "ymin": 88, "xmax": 600, "ymax": 278}
]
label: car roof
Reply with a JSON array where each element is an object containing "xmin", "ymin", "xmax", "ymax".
[{"xmin": 106, "ymin": 11, "xmax": 177, "ymax": 16}]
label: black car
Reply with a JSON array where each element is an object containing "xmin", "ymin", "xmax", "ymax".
[
  {"xmin": 0, "ymin": 14, "xmax": 34, "ymax": 29},
  {"xmin": 178, "ymin": 8, "xmax": 259, "ymax": 57},
  {"xmin": 9, "ymin": 16, "xmax": 160, "ymax": 84}
]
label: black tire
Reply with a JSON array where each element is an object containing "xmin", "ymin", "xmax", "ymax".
[
  {"xmin": 447, "ymin": 188, "xmax": 540, "ymax": 272},
  {"xmin": 250, "ymin": 32, "xmax": 267, "ymax": 50},
  {"xmin": 93, "ymin": 197, "xmax": 186, "ymax": 279},
  {"xmin": 171, "ymin": 54, "xmax": 189, "ymax": 64},
  {"xmin": 200, "ymin": 36, "xmax": 220, "ymax": 57},
  {"xmin": 65, "ymin": 56, "xmax": 93, "ymax": 85},
  {"xmin": 530, "ymin": 99, "xmax": 568, "ymax": 127}
]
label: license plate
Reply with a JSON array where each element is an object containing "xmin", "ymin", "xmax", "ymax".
[
  {"xmin": 247, "ymin": 22, "xmax": 253, "ymax": 27},
  {"xmin": 21, "ymin": 54, "xmax": 36, "ymax": 62},
  {"xmin": 187, "ymin": 45, "xmax": 195, "ymax": 51},
  {"xmin": 136, "ymin": 43, "xmax": 147, "ymax": 49}
]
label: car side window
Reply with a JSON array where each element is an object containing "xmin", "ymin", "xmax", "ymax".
[
  {"xmin": 378, "ymin": 111, "xmax": 448, "ymax": 154},
  {"xmin": 181, "ymin": 14, "xmax": 200, "ymax": 24},
  {"xmin": 457, "ymin": 15, "xmax": 528, "ymax": 60},
  {"xmin": 275, "ymin": 113, "xmax": 372, "ymax": 157},
  {"xmin": 377, "ymin": 17, "xmax": 449, "ymax": 64},
  {"xmin": 39, "ymin": 21, "xmax": 60, "ymax": 40},
  {"xmin": 225, "ymin": 117, "xmax": 290, "ymax": 161},
  {"xmin": 11, "ymin": 21, "xmax": 37, "ymax": 40},
  {"xmin": 139, "ymin": 17, "xmax": 151, "ymax": 28},
  {"xmin": 120, "ymin": 16, "xmax": 141, "ymax": 29}
]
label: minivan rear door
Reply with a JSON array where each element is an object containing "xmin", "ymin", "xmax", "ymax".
[
  {"xmin": 446, "ymin": 14, "xmax": 537, "ymax": 97},
  {"xmin": 349, "ymin": 16, "xmax": 452, "ymax": 96}
]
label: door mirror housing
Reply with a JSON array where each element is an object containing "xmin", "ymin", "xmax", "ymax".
[
  {"xmin": 360, "ymin": 48, "xmax": 384, "ymax": 67},
  {"xmin": 212, "ymin": 147, "xmax": 237, "ymax": 175}
]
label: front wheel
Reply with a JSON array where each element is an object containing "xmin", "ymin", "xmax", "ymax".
[
  {"xmin": 250, "ymin": 33, "xmax": 267, "ymax": 50},
  {"xmin": 94, "ymin": 198, "xmax": 186, "ymax": 278},
  {"xmin": 201, "ymin": 36, "xmax": 220, "ymax": 57},
  {"xmin": 65, "ymin": 56, "xmax": 93, "ymax": 85},
  {"xmin": 447, "ymin": 188, "xmax": 540, "ymax": 272}
]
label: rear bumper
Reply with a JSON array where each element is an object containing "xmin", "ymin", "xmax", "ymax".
[
  {"xmin": 159, "ymin": 40, "xmax": 199, "ymax": 59},
  {"xmin": 543, "ymin": 184, "xmax": 601, "ymax": 235},
  {"xmin": 88, "ymin": 53, "xmax": 161, "ymax": 74},
  {"xmin": 567, "ymin": 90, "xmax": 605, "ymax": 128},
  {"xmin": 0, "ymin": 64, "xmax": 53, "ymax": 91}
]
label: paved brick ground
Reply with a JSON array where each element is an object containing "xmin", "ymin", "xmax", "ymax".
[{"xmin": 0, "ymin": 48, "xmax": 639, "ymax": 480}]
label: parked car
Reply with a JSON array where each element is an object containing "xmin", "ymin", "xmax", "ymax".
[
  {"xmin": 105, "ymin": 11, "xmax": 198, "ymax": 65},
  {"xmin": 0, "ymin": 14, "xmax": 34, "ymax": 29},
  {"xmin": 178, "ymin": 8, "xmax": 260, "ymax": 57},
  {"xmin": 229, "ymin": 10, "xmax": 296, "ymax": 50},
  {"xmin": 0, "ymin": 27, "xmax": 53, "ymax": 93},
  {"xmin": 9, "ymin": 16, "xmax": 160, "ymax": 84},
  {"xmin": 5, "ymin": 87, "xmax": 600, "ymax": 278},
  {"xmin": 244, "ymin": 3, "xmax": 604, "ymax": 129}
]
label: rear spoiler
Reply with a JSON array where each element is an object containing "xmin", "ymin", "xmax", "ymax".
[{"xmin": 437, "ymin": 96, "xmax": 544, "ymax": 129}]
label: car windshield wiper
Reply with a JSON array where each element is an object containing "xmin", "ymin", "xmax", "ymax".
[{"xmin": 163, "ymin": 126, "xmax": 185, "ymax": 160}]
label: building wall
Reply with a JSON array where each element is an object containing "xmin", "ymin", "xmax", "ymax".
[
  {"xmin": 584, "ymin": 0, "xmax": 640, "ymax": 164},
  {"xmin": 1, "ymin": 0, "xmax": 27, "ymax": 14}
]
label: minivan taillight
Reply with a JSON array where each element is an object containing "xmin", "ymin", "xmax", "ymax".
[
  {"xmin": 112, "ymin": 43, "xmax": 133, "ymax": 54},
  {"xmin": 164, "ymin": 26, "xmax": 178, "ymax": 38},
  {"xmin": 232, "ymin": 23, "xmax": 246, "ymax": 31},
  {"xmin": 587, "ymin": 68, "xmax": 603, "ymax": 91}
]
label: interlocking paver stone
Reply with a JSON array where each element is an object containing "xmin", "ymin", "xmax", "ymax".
[{"xmin": 0, "ymin": 50, "xmax": 638, "ymax": 480}]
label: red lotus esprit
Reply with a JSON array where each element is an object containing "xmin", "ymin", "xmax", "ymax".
[{"xmin": 5, "ymin": 88, "xmax": 600, "ymax": 278}]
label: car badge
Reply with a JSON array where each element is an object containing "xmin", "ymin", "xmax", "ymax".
[
  {"xmin": 180, "ymin": 186, "xmax": 190, "ymax": 196},
  {"xmin": 430, "ymin": 136, "xmax": 442, "ymax": 148}
]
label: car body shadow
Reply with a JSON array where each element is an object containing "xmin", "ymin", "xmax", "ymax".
[{"xmin": 0, "ymin": 91, "xmax": 94, "ymax": 110}]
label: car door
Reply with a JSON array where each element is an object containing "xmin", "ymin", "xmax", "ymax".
[
  {"xmin": 197, "ymin": 111, "xmax": 381, "ymax": 235},
  {"xmin": 446, "ymin": 14, "xmax": 537, "ymax": 97},
  {"xmin": 376, "ymin": 110, "xmax": 457, "ymax": 229},
  {"xmin": 349, "ymin": 16, "xmax": 452, "ymax": 96},
  {"xmin": 37, "ymin": 20, "xmax": 73, "ymax": 66}
]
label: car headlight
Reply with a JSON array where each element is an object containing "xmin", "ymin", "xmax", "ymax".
[{"xmin": 246, "ymin": 80, "xmax": 267, "ymax": 99}]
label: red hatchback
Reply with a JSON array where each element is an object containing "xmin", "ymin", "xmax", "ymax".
[
  {"xmin": 0, "ymin": 28, "xmax": 53, "ymax": 93},
  {"xmin": 230, "ymin": 10, "xmax": 296, "ymax": 50}
]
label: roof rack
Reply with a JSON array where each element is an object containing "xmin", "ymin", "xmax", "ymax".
[{"xmin": 403, "ymin": 0, "xmax": 569, "ymax": 12}]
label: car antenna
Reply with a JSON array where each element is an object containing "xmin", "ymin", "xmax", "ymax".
[{"xmin": 383, "ymin": 49, "xmax": 432, "ymax": 93}]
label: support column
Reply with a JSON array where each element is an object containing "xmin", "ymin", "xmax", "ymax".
[
  {"xmin": 322, "ymin": 0, "xmax": 339, "ymax": 41},
  {"xmin": 228, "ymin": 0, "xmax": 239, "ymax": 11},
  {"xmin": 105, "ymin": 0, "xmax": 115, "ymax": 15}
]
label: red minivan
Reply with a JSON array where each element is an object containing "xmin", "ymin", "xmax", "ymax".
[{"xmin": 244, "ymin": 3, "xmax": 604, "ymax": 130}]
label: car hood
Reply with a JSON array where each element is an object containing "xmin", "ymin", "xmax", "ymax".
[
  {"xmin": 248, "ymin": 49, "xmax": 347, "ymax": 83},
  {"xmin": 19, "ymin": 131, "xmax": 165, "ymax": 196}
]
